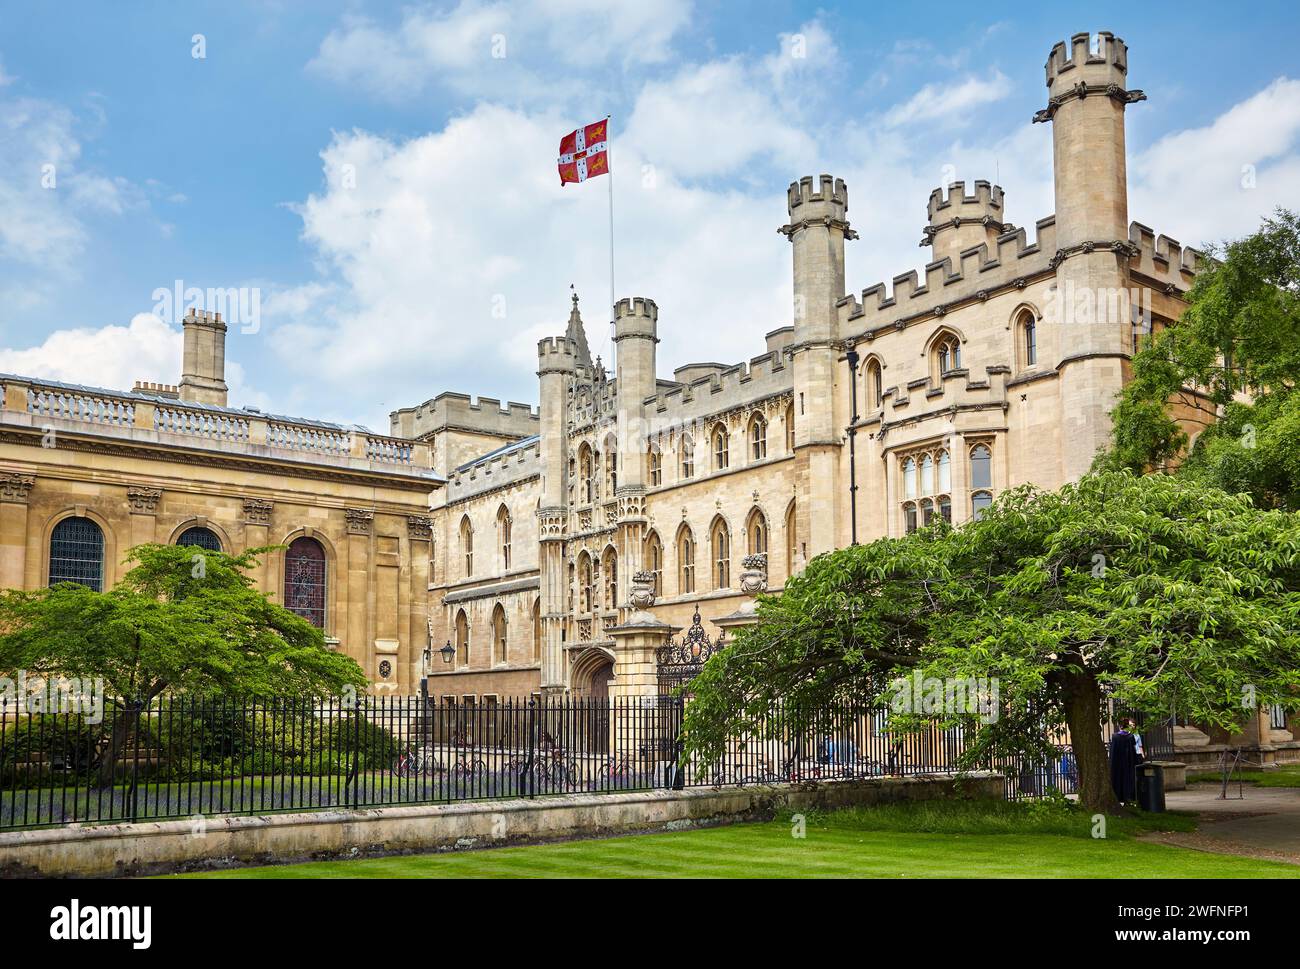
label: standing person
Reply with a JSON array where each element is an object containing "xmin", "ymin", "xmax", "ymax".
[
  {"xmin": 1130, "ymin": 719, "xmax": 1146, "ymax": 762},
  {"xmin": 1109, "ymin": 721, "xmax": 1140, "ymax": 804}
]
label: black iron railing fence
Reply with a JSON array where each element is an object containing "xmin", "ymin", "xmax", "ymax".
[{"xmin": 0, "ymin": 692, "xmax": 1127, "ymax": 831}]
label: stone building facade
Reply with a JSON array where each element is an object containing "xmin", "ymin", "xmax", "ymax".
[
  {"xmin": 1, "ymin": 29, "xmax": 1289, "ymax": 752},
  {"xmin": 0, "ymin": 307, "xmax": 443, "ymax": 695},
  {"xmin": 402, "ymin": 30, "xmax": 1224, "ymax": 704}
]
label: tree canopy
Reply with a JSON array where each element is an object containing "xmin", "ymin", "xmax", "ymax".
[
  {"xmin": 0, "ymin": 543, "xmax": 366, "ymax": 708},
  {"xmin": 1103, "ymin": 209, "xmax": 1300, "ymax": 510},
  {"xmin": 683, "ymin": 472, "xmax": 1300, "ymax": 811}
]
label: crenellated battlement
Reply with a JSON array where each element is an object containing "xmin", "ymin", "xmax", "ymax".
[
  {"xmin": 537, "ymin": 336, "xmax": 580, "ymax": 374},
  {"xmin": 785, "ymin": 174, "xmax": 849, "ymax": 220},
  {"xmin": 614, "ymin": 297, "xmax": 657, "ymax": 321},
  {"xmin": 613, "ymin": 297, "xmax": 658, "ymax": 342},
  {"xmin": 926, "ymin": 181, "xmax": 1004, "ymax": 225},
  {"xmin": 389, "ymin": 389, "xmax": 539, "ymax": 440},
  {"xmin": 1126, "ymin": 222, "xmax": 1206, "ymax": 288},
  {"xmin": 841, "ymin": 217, "xmax": 1057, "ymax": 334},
  {"xmin": 646, "ymin": 347, "xmax": 791, "ymax": 426},
  {"xmin": 1045, "ymin": 31, "xmax": 1128, "ymax": 91}
]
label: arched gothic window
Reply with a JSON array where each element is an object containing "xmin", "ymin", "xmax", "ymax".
[
  {"xmin": 455, "ymin": 609, "xmax": 469, "ymax": 666},
  {"xmin": 749, "ymin": 414, "xmax": 767, "ymax": 461},
  {"xmin": 492, "ymin": 604, "xmax": 507, "ymax": 665},
  {"xmin": 459, "ymin": 515, "xmax": 474, "ymax": 577},
  {"xmin": 645, "ymin": 532, "xmax": 663, "ymax": 596},
  {"xmin": 710, "ymin": 518, "xmax": 731, "ymax": 589},
  {"xmin": 602, "ymin": 547, "xmax": 618, "ymax": 610},
  {"xmin": 648, "ymin": 444, "xmax": 662, "ymax": 487},
  {"xmin": 680, "ymin": 434, "xmax": 695, "ymax": 480},
  {"xmin": 746, "ymin": 508, "xmax": 768, "ymax": 556},
  {"xmin": 284, "ymin": 536, "xmax": 326, "ymax": 629},
  {"xmin": 496, "ymin": 505, "xmax": 512, "ymax": 571},
  {"xmin": 933, "ymin": 332, "xmax": 962, "ymax": 379},
  {"xmin": 677, "ymin": 526, "xmax": 695, "ymax": 594},
  {"xmin": 711, "ymin": 423, "xmax": 729, "ymax": 471},
  {"xmin": 866, "ymin": 359, "xmax": 883, "ymax": 409}
]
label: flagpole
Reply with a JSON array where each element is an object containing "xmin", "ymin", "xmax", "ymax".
[{"xmin": 606, "ymin": 115, "xmax": 616, "ymax": 374}]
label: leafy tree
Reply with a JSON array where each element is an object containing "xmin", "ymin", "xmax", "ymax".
[
  {"xmin": 684, "ymin": 472, "xmax": 1300, "ymax": 813},
  {"xmin": 0, "ymin": 544, "xmax": 367, "ymax": 783},
  {"xmin": 1103, "ymin": 209, "xmax": 1300, "ymax": 510}
]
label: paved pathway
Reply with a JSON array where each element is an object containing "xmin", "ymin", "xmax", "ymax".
[{"xmin": 1142, "ymin": 785, "xmax": 1300, "ymax": 865}]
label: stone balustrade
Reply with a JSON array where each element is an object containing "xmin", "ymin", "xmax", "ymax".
[{"xmin": 0, "ymin": 376, "xmax": 434, "ymax": 476}]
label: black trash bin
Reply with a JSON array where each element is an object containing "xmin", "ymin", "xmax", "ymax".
[{"xmin": 1136, "ymin": 762, "xmax": 1166, "ymax": 813}]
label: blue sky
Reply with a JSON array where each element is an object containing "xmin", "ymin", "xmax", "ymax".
[{"xmin": 1, "ymin": 1, "xmax": 1298, "ymax": 437}]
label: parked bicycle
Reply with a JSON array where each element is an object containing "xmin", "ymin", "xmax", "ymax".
[{"xmin": 391, "ymin": 745, "xmax": 434, "ymax": 778}]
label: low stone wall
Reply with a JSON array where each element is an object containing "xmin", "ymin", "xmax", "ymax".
[{"xmin": 0, "ymin": 772, "xmax": 1003, "ymax": 878}]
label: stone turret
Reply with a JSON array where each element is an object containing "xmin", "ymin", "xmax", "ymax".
[
  {"xmin": 613, "ymin": 296, "xmax": 658, "ymax": 491},
  {"xmin": 1036, "ymin": 30, "xmax": 1145, "ymax": 481},
  {"xmin": 780, "ymin": 174, "xmax": 856, "ymax": 562},
  {"xmin": 923, "ymin": 181, "xmax": 1009, "ymax": 266}
]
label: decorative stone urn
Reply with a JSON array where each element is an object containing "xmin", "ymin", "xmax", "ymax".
[
  {"xmin": 738, "ymin": 553, "xmax": 768, "ymax": 596},
  {"xmin": 630, "ymin": 570, "xmax": 657, "ymax": 609}
]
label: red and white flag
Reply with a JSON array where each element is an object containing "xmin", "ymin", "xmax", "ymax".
[{"xmin": 558, "ymin": 118, "xmax": 610, "ymax": 186}]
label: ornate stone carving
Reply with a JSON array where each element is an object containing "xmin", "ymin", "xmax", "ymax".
[
  {"xmin": 127, "ymin": 486, "xmax": 162, "ymax": 515},
  {"xmin": 0, "ymin": 472, "xmax": 35, "ymax": 504},
  {"xmin": 407, "ymin": 515, "xmax": 433, "ymax": 540},
  {"xmin": 243, "ymin": 497, "xmax": 274, "ymax": 525},
  {"xmin": 630, "ymin": 570, "xmax": 656, "ymax": 609},
  {"xmin": 739, "ymin": 553, "xmax": 768, "ymax": 596},
  {"xmin": 345, "ymin": 507, "xmax": 374, "ymax": 535}
]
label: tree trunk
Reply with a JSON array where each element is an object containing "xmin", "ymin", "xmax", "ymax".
[
  {"xmin": 95, "ymin": 701, "xmax": 142, "ymax": 788},
  {"xmin": 1061, "ymin": 668, "xmax": 1121, "ymax": 814}
]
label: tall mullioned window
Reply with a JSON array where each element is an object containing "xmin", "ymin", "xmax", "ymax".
[
  {"xmin": 711, "ymin": 518, "xmax": 731, "ymax": 589},
  {"xmin": 496, "ymin": 505, "xmax": 512, "ymax": 571},
  {"xmin": 49, "ymin": 516, "xmax": 104, "ymax": 591},
  {"xmin": 678, "ymin": 526, "xmax": 695, "ymax": 594},
  {"xmin": 747, "ymin": 508, "xmax": 768, "ymax": 556},
  {"xmin": 648, "ymin": 444, "xmax": 662, "ymax": 486},
  {"xmin": 749, "ymin": 414, "xmax": 767, "ymax": 461},
  {"xmin": 970, "ymin": 444, "xmax": 993, "ymax": 520},
  {"xmin": 866, "ymin": 359, "xmax": 883, "ymax": 409},
  {"xmin": 491, "ymin": 604, "xmax": 507, "ymax": 665},
  {"xmin": 459, "ymin": 516, "xmax": 474, "ymax": 577},
  {"xmin": 933, "ymin": 332, "xmax": 962, "ymax": 377},
  {"xmin": 680, "ymin": 434, "xmax": 695, "ymax": 480},
  {"xmin": 712, "ymin": 424, "xmax": 729, "ymax": 470},
  {"xmin": 284, "ymin": 536, "xmax": 326, "ymax": 629},
  {"xmin": 645, "ymin": 532, "xmax": 663, "ymax": 596},
  {"xmin": 901, "ymin": 447, "xmax": 952, "ymax": 534}
]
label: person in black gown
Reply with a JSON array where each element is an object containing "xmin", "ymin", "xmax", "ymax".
[{"xmin": 1108, "ymin": 720, "xmax": 1142, "ymax": 803}]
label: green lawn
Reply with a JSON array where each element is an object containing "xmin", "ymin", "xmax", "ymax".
[
  {"xmin": 1189, "ymin": 763, "xmax": 1300, "ymax": 788},
  {"xmin": 174, "ymin": 800, "xmax": 1300, "ymax": 879}
]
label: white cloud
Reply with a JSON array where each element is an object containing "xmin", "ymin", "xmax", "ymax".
[
  {"xmin": 882, "ymin": 71, "xmax": 1013, "ymax": 128},
  {"xmin": 624, "ymin": 58, "xmax": 815, "ymax": 178},
  {"xmin": 0, "ymin": 312, "xmax": 260, "ymax": 408},
  {"xmin": 1130, "ymin": 77, "xmax": 1300, "ymax": 247},
  {"xmin": 0, "ymin": 88, "xmax": 133, "ymax": 269},
  {"xmin": 308, "ymin": 0, "xmax": 692, "ymax": 100}
]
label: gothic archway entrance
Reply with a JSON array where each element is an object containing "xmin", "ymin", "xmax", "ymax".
[
  {"xmin": 569, "ymin": 647, "xmax": 615, "ymax": 754},
  {"xmin": 589, "ymin": 663, "xmax": 613, "ymax": 700}
]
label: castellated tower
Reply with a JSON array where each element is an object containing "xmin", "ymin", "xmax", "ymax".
[
  {"xmin": 611, "ymin": 297, "xmax": 657, "ymax": 615},
  {"xmin": 178, "ymin": 308, "xmax": 229, "ymax": 407},
  {"xmin": 536, "ymin": 334, "xmax": 577, "ymax": 694},
  {"xmin": 780, "ymin": 174, "xmax": 856, "ymax": 560},
  {"xmin": 1038, "ymin": 31, "xmax": 1146, "ymax": 480},
  {"xmin": 923, "ymin": 181, "xmax": 1007, "ymax": 266}
]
